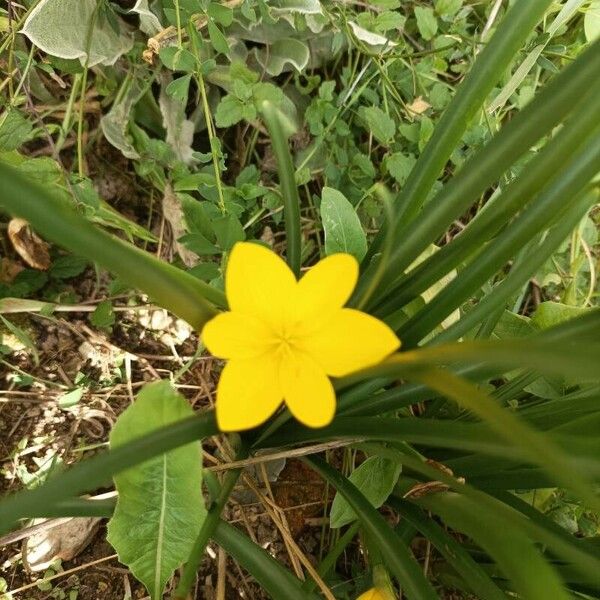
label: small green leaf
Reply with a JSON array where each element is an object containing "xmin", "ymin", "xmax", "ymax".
[
  {"xmin": 215, "ymin": 95, "xmax": 254, "ymax": 128},
  {"xmin": 330, "ymin": 456, "xmax": 402, "ymax": 528},
  {"xmin": 159, "ymin": 47, "xmax": 196, "ymax": 72},
  {"xmin": 107, "ymin": 381, "xmax": 206, "ymax": 600},
  {"xmin": 213, "ymin": 214, "xmax": 245, "ymax": 250},
  {"xmin": 57, "ymin": 387, "xmax": 84, "ymax": 408},
  {"xmin": 414, "ymin": 6, "xmax": 438, "ymax": 40},
  {"xmin": 208, "ymin": 21, "xmax": 229, "ymax": 55},
  {"xmin": 361, "ymin": 106, "xmax": 396, "ymax": 145},
  {"xmin": 208, "ymin": 3, "xmax": 233, "ymax": 26},
  {"xmin": 90, "ymin": 300, "xmax": 116, "ymax": 330},
  {"xmin": 166, "ymin": 74, "xmax": 192, "ymax": 103},
  {"xmin": 320, "ymin": 187, "xmax": 368, "ymax": 261},
  {"xmin": 0, "ymin": 109, "xmax": 33, "ymax": 152},
  {"xmin": 385, "ymin": 152, "xmax": 416, "ymax": 185}
]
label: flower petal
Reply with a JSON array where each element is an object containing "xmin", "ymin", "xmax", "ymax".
[
  {"xmin": 304, "ymin": 308, "xmax": 400, "ymax": 377},
  {"xmin": 293, "ymin": 253, "xmax": 358, "ymax": 326},
  {"xmin": 216, "ymin": 356, "xmax": 282, "ymax": 431},
  {"xmin": 226, "ymin": 242, "xmax": 296, "ymax": 327},
  {"xmin": 202, "ymin": 311, "xmax": 274, "ymax": 359},
  {"xmin": 280, "ymin": 351, "xmax": 336, "ymax": 428}
]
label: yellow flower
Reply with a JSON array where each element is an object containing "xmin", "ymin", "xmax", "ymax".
[
  {"xmin": 202, "ymin": 242, "xmax": 400, "ymax": 431},
  {"xmin": 357, "ymin": 589, "xmax": 388, "ymax": 600}
]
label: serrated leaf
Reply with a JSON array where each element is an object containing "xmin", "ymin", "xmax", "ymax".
[
  {"xmin": 361, "ymin": 106, "xmax": 395, "ymax": 145},
  {"xmin": 0, "ymin": 109, "xmax": 33, "ymax": 152},
  {"xmin": 320, "ymin": 187, "xmax": 367, "ymax": 261},
  {"xmin": 21, "ymin": 0, "xmax": 133, "ymax": 67},
  {"xmin": 215, "ymin": 95, "xmax": 249, "ymax": 127},
  {"xmin": 107, "ymin": 381, "xmax": 205, "ymax": 600},
  {"xmin": 330, "ymin": 456, "xmax": 401, "ymax": 528},
  {"xmin": 414, "ymin": 6, "xmax": 438, "ymax": 41}
]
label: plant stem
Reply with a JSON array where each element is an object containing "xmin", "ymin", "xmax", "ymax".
[
  {"xmin": 259, "ymin": 100, "xmax": 302, "ymax": 276},
  {"xmin": 173, "ymin": 441, "xmax": 249, "ymax": 600}
]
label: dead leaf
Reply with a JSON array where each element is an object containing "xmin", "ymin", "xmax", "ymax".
[
  {"xmin": 0, "ymin": 258, "xmax": 24, "ymax": 283},
  {"xmin": 7, "ymin": 218, "xmax": 51, "ymax": 270},
  {"xmin": 162, "ymin": 184, "xmax": 198, "ymax": 267},
  {"xmin": 407, "ymin": 96, "xmax": 431, "ymax": 115}
]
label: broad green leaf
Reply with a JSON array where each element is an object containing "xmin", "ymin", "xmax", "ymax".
[
  {"xmin": 107, "ymin": 381, "xmax": 206, "ymax": 600},
  {"xmin": 385, "ymin": 152, "xmax": 416, "ymax": 185},
  {"xmin": 330, "ymin": 456, "xmax": 401, "ymax": 528},
  {"xmin": 414, "ymin": 6, "xmax": 438, "ymax": 41},
  {"xmin": 532, "ymin": 301, "xmax": 590, "ymax": 330},
  {"xmin": 585, "ymin": 0, "xmax": 600, "ymax": 41},
  {"xmin": 21, "ymin": 0, "xmax": 133, "ymax": 66},
  {"xmin": 0, "ymin": 109, "xmax": 33, "ymax": 152},
  {"xmin": 255, "ymin": 38, "xmax": 310, "ymax": 76},
  {"xmin": 320, "ymin": 187, "xmax": 368, "ymax": 261},
  {"xmin": 130, "ymin": 0, "xmax": 162, "ymax": 35},
  {"xmin": 361, "ymin": 106, "xmax": 396, "ymax": 145}
]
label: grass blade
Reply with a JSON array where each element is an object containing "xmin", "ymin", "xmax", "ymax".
[
  {"xmin": 306, "ymin": 456, "xmax": 438, "ymax": 600},
  {"xmin": 0, "ymin": 162, "xmax": 225, "ymax": 328}
]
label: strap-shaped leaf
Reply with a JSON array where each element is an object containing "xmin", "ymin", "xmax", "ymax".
[
  {"xmin": 107, "ymin": 382, "xmax": 206, "ymax": 600},
  {"xmin": 0, "ymin": 412, "xmax": 218, "ymax": 535},
  {"xmin": 212, "ymin": 520, "xmax": 320, "ymax": 600},
  {"xmin": 306, "ymin": 456, "xmax": 438, "ymax": 600},
  {"xmin": 0, "ymin": 162, "xmax": 225, "ymax": 328}
]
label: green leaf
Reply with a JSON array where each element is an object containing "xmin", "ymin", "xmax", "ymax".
[
  {"xmin": 107, "ymin": 381, "xmax": 206, "ymax": 600},
  {"xmin": 330, "ymin": 456, "xmax": 401, "ymax": 528},
  {"xmin": 215, "ymin": 95, "xmax": 252, "ymax": 128},
  {"xmin": 361, "ymin": 106, "xmax": 395, "ymax": 145},
  {"xmin": 414, "ymin": 492, "xmax": 572, "ymax": 600},
  {"xmin": 207, "ymin": 3, "xmax": 234, "ymax": 26},
  {"xmin": 307, "ymin": 457, "xmax": 438, "ymax": 600},
  {"xmin": 0, "ymin": 109, "xmax": 33, "ymax": 152},
  {"xmin": 320, "ymin": 187, "xmax": 368, "ymax": 261},
  {"xmin": 256, "ymin": 38, "xmax": 310, "ymax": 76},
  {"xmin": 207, "ymin": 21, "xmax": 229, "ymax": 55},
  {"xmin": 90, "ymin": 300, "xmax": 116, "ymax": 330},
  {"xmin": 159, "ymin": 47, "xmax": 196, "ymax": 72},
  {"xmin": 414, "ymin": 6, "xmax": 438, "ymax": 41},
  {"xmin": 532, "ymin": 301, "xmax": 590, "ymax": 330},
  {"xmin": 585, "ymin": 0, "xmax": 600, "ymax": 41},
  {"xmin": 212, "ymin": 214, "xmax": 245, "ymax": 250},
  {"xmin": 434, "ymin": 0, "xmax": 462, "ymax": 17},
  {"xmin": 385, "ymin": 152, "xmax": 416, "ymax": 185},
  {"xmin": 21, "ymin": 0, "xmax": 133, "ymax": 66},
  {"xmin": 165, "ymin": 74, "xmax": 192, "ymax": 103},
  {"xmin": 57, "ymin": 387, "xmax": 85, "ymax": 409}
]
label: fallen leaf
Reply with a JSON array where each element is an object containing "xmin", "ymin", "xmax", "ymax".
[
  {"xmin": 407, "ymin": 96, "xmax": 431, "ymax": 115},
  {"xmin": 162, "ymin": 184, "xmax": 199, "ymax": 267},
  {"xmin": 7, "ymin": 218, "xmax": 51, "ymax": 270}
]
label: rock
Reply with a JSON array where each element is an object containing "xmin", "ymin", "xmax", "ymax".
[{"xmin": 23, "ymin": 517, "xmax": 101, "ymax": 572}]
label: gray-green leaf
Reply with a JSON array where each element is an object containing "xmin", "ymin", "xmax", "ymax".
[
  {"xmin": 320, "ymin": 187, "xmax": 367, "ymax": 261},
  {"xmin": 22, "ymin": 0, "xmax": 133, "ymax": 67},
  {"xmin": 361, "ymin": 106, "xmax": 395, "ymax": 146},
  {"xmin": 330, "ymin": 456, "xmax": 402, "ymax": 528},
  {"xmin": 107, "ymin": 381, "xmax": 206, "ymax": 600}
]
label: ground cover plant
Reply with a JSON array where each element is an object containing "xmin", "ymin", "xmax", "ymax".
[{"xmin": 1, "ymin": 0, "xmax": 600, "ymax": 599}]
